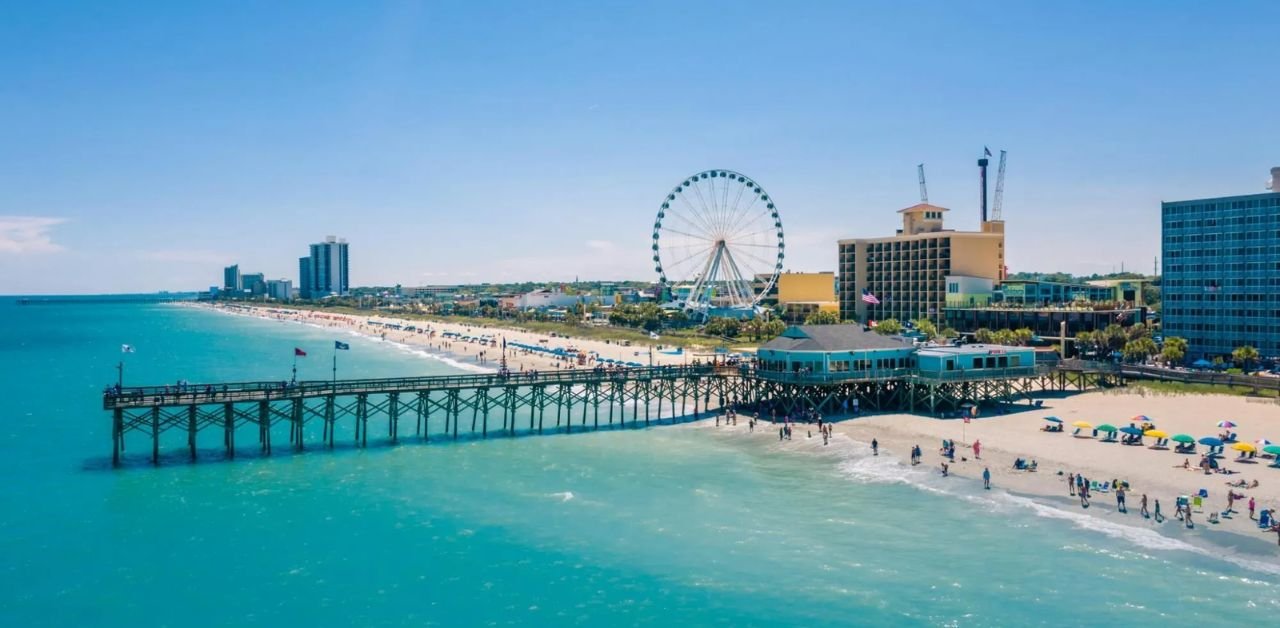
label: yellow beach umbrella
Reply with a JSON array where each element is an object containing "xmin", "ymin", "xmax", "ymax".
[
  {"xmin": 1072, "ymin": 421, "xmax": 1093, "ymax": 429},
  {"xmin": 1231, "ymin": 442, "xmax": 1256, "ymax": 453},
  {"xmin": 1144, "ymin": 429, "xmax": 1168, "ymax": 439}
]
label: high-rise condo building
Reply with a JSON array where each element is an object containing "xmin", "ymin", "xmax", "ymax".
[
  {"xmin": 223, "ymin": 264, "xmax": 241, "ymax": 292},
  {"xmin": 838, "ymin": 203, "xmax": 1005, "ymax": 323},
  {"xmin": 1161, "ymin": 168, "xmax": 1280, "ymax": 359},
  {"xmin": 298, "ymin": 256, "xmax": 313, "ymax": 299},
  {"xmin": 307, "ymin": 236, "xmax": 349, "ymax": 298}
]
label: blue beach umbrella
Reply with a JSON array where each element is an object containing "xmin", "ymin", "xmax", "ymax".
[
  {"xmin": 1043, "ymin": 417, "xmax": 1063, "ymax": 423},
  {"xmin": 1199, "ymin": 437, "xmax": 1224, "ymax": 447},
  {"xmin": 1119, "ymin": 427, "xmax": 1144, "ymax": 436}
]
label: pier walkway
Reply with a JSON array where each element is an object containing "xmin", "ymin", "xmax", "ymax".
[{"xmin": 104, "ymin": 361, "xmax": 1124, "ymax": 466}]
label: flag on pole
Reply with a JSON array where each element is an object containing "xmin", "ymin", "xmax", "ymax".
[
  {"xmin": 294, "ymin": 348, "xmax": 307, "ymax": 357},
  {"xmin": 861, "ymin": 289, "xmax": 880, "ymax": 305},
  {"xmin": 121, "ymin": 344, "xmax": 135, "ymax": 353},
  {"xmin": 964, "ymin": 415, "xmax": 971, "ymax": 424},
  {"xmin": 335, "ymin": 341, "xmax": 350, "ymax": 350},
  {"xmin": 984, "ymin": 146, "xmax": 992, "ymax": 157}
]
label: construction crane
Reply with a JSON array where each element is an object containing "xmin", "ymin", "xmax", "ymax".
[
  {"xmin": 991, "ymin": 150, "xmax": 1007, "ymax": 221},
  {"xmin": 917, "ymin": 164, "xmax": 928, "ymax": 203}
]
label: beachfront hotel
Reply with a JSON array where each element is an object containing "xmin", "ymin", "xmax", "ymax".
[
  {"xmin": 776, "ymin": 271, "xmax": 838, "ymax": 323},
  {"xmin": 298, "ymin": 236, "xmax": 350, "ymax": 299},
  {"xmin": 838, "ymin": 203, "xmax": 1005, "ymax": 324},
  {"xmin": 1161, "ymin": 168, "xmax": 1280, "ymax": 359}
]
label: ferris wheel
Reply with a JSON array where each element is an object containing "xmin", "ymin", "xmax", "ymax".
[{"xmin": 652, "ymin": 170, "xmax": 785, "ymax": 315}]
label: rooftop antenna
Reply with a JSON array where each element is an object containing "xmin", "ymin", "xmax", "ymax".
[
  {"xmin": 917, "ymin": 164, "xmax": 929, "ymax": 203},
  {"xmin": 991, "ymin": 150, "xmax": 1007, "ymax": 221}
]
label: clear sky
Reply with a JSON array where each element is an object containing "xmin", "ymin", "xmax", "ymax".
[{"xmin": 2, "ymin": 1, "xmax": 1277, "ymax": 294}]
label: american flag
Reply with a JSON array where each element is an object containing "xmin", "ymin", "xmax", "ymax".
[{"xmin": 861, "ymin": 289, "xmax": 880, "ymax": 305}]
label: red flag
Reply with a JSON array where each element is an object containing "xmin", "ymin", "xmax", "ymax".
[
  {"xmin": 295, "ymin": 348, "xmax": 307, "ymax": 357},
  {"xmin": 963, "ymin": 416, "xmax": 971, "ymax": 424}
]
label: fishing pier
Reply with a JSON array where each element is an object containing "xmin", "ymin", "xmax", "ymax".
[{"xmin": 103, "ymin": 360, "xmax": 1122, "ymax": 466}]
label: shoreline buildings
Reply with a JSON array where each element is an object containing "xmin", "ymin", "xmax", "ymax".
[
  {"xmin": 838, "ymin": 203, "xmax": 1005, "ymax": 324},
  {"xmin": 298, "ymin": 236, "xmax": 350, "ymax": 299},
  {"xmin": 1161, "ymin": 168, "xmax": 1280, "ymax": 360}
]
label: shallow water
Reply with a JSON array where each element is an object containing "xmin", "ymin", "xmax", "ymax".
[{"xmin": 1, "ymin": 300, "xmax": 1275, "ymax": 625}]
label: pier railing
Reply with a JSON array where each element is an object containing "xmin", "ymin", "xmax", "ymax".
[{"xmin": 104, "ymin": 364, "xmax": 721, "ymax": 409}]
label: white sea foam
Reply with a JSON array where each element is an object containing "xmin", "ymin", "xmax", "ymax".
[
  {"xmin": 804, "ymin": 431, "xmax": 1280, "ymax": 578},
  {"xmin": 550, "ymin": 491, "xmax": 575, "ymax": 503}
]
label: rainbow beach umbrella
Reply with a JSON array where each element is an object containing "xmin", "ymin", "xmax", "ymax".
[{"xmin": 1217, "ymin": 421, "xmax": 1238, "ymax": 428}]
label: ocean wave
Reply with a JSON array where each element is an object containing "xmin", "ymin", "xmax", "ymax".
[{"xmin": 814, "ymin": 432, "xmax": 1280, "ymax": 578}]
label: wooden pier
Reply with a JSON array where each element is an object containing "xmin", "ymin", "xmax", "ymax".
[
  {"xmin": 104, "ymin": 365, "xmax": 738, "ymax": 465},
  {"xmin": 104, "ymin": 362, "xmax": 1121, "ymax": 466}
]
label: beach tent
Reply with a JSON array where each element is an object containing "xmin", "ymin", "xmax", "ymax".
[
  {"xmin": 1119, "ymin": 427, "xmax": 1144, "ymax": 436},
  {"xmin": 1043, "ymin": 417, "xmax": 1063, "ymax": 423},
  {"xmin": 1232, "ymin": 443, "xmax": 1256, "ymax": 453},
  {"xmin": 1199, "ymin": 437, "xmax": 1224, "ymax": 447},
  {"xmin": 1144, "ymin": 429, "xmax": 1169, "ymax": 438},
  {"xmin": 1171, "ymin": 434, "xmax": 1195, "ymax": 444}
]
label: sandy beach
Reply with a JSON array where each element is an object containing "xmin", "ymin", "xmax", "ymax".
[
  {"xmin": 202, "ymin": 302, "xmax": 695, "ymax": 373},
  {"xmin": 825, "ymin": 391, "xmax": 1280, "ymax": 551},
  {"xmin": 198, "ymin": 302, "xmax": 1280, "ymax": 552}
]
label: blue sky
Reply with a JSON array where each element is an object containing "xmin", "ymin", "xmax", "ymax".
[{"xmin": 1, "ymin": 1, "xmax": 1276, "ymax": 294}]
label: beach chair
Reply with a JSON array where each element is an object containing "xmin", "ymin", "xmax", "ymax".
[{"xmin": 1192, "ymin": 496, "xmax": 1203, "ymax": 512}]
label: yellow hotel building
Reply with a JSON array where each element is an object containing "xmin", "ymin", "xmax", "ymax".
[
  {"xmin": 838, "ymin": 203, "xmax": 1005, "ymax": 323},
  {"xmin": 776, "ymin": 272, "xmax": 838, "ymax": 323}
]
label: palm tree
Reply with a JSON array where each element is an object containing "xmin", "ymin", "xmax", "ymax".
[{"xmin": 1232, "ymin": 345, "xmax": 1260, "ymax": 371}]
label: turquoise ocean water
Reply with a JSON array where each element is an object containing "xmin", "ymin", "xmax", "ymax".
[{"xmin": 1, "ymin": 300, "xmax": 1276, "ymax": 626}]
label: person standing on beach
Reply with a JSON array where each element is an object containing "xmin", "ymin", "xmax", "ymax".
[
  {"xmin": 973, "ymin": 440, "xmax": 981, "ymax": 460},
  {"xmin": 1068, "ymin": 473, "xmax": 1076, "ymax": 496},
  {"xmin": 1249, "ymin": 496, "xmax": 1256, "ymax": 520},
  {"xmin": 982, "ymin": 467, "xmax": 991, "ymax": 490},
  {"xmin": 941, "ymin": 462, "xmax": 949, "ymax": 477},
  {"xmin": 1116, "ymin": 486, "xmax": 1126, "ymax": 513},
  {"xmin": 1153, "ymin": 499, "xmax": 1164, "ymax": 523},
  {"xmin": 871, "ymin": 438, "xmax": 879, "ymax": 456},
  {"xmin": 1140, "ymin": 494, "xmax": 1149, "ymax": 518}
]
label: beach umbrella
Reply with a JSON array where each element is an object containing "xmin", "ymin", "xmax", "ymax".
[
  {"xmin": 1043, "ymin": 417, "xmax": 1063, "ymax": 423},
  {"xmin": 1232, "ymin": 442, "xmax": 1256, "ymax": 453},
  {"xmin": 1217, "ymin": 421, "xmax": 1238, "ymax": 428},
  {"xmin": 1199, "ymin": 437, "xmax": 1224, "ymax": 447},
  {"xmin": 1132, "ymin": 415, "xmax": 1151, "ymax": 422},
  {"xmin": 1095, "ymin": 424, "xmax": 1118, "ymax": 433},
  {"xmin": 1263, "ymin": 445, "xmax": 1280, "ymax": 456},
  {"xmin": 1119, "ymin": 427, "xmax": 1144, "ymax": 436},
  {"xmin": 1144, "ymin": 429, "xmax": 1169, "ymax": 438},
  {"xmin": 1072, "ymin": 421, "xmax": 1093, "ymax": 429},
  {"xmin": 1170, "ymin": 434, "xmax": 1195, "ymax": 444}
]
